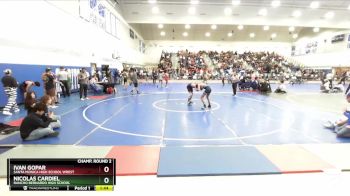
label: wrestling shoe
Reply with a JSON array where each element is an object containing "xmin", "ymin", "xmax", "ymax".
[
  {"xmin": 47, "ymin": 131, "xmax": 59, "ymax": 137},
  {"xmin": 2, "ymin": 111, "xmax": 12, "ymax": 116},
  {"xmin": 323, "ymin": 120, "xmax": 336, "ymax": 130}
]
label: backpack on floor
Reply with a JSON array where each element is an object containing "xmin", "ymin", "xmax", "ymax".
[
  {"xmin": 0, "ymin": 123, "xmax": 19, "ymax": 135},
  {"xmin": 106, "ymin": 87, "xmax": 114, "ymax": 94}
]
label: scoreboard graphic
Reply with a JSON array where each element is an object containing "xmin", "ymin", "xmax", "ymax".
[{"xmin": 7, "ymin": 158, "xmax": 116, "ymax": 191}]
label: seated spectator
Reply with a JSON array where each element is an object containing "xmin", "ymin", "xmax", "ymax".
[
  {"xmin": 98, "ymin": 75, "xmax": 117, "ymax": 94},
  {"xmin": 40, "ymin": 95, "xmax": 61, "ymax": 129},
  {"xmin": 90, "ymin": 75, "xmax": 103, "ymax": 94},
  {"xmin": 324, "ymin": 93, "xmax": 350, "ymax": 137},
  {"xmin": 321, "ymin": 79, "xmax": 332, "ymax": 93},
  {"xmin": 24, "ymin": 91, "xmax": 38, "ymax": 114},
  {"xmin": 333, "ymin": 84, "xmax": 344, "ymax": 93},
  {"xmin": 251, "ymin": 77, "xmax": 259, "ymax": 90},
  {"xmin": 259, "ymin": 79, "xmax": 272, "ymax": 93},
  {"xmin": 20, "ymin": 102, "xmax": 59, "ymax": 140},
  {"xmin": 275, "ymin": 80, "xmax": 287, "ymax": 94}
]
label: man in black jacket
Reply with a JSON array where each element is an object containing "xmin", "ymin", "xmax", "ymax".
[
  {"xmin": 20, "ymin": 103, "xmax": 59, "ymax": 140},
  {"xmin": 1, "ymin": 69, "xmax": 19, "ymax": 116}
]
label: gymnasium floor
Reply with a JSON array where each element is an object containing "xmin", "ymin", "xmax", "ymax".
[{"xmin": 1, "ymin": 82, "xmax": 350, "ymax": 177}]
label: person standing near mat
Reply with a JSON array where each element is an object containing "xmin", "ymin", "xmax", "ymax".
[
  {"xmin": 42, "ymin": 68, "xmax": 58, "ymax": 107},
  {"xmin": 196, "ymin": 83, "xmax": 212, "ymax": 109},
  {"xmin": 152, "ymin": 69, "xmax": 158, "ymax": 85},
  {"xmin": 20, "ymin": 80, "xmax": 40, "ymax": 97},
  {"xmin": 164, "ymin": 71, "xmax": 169, "ymax": 88},
  {"xmin": 1, "ymin": 69, "xmax": 19, "ymax": 116},
  {"xmin": 187, "ymin": 83, "xmax": 196, "ymax": 106},
  {"xmin": 158, "ymin": 70, "xmax": 164, "ymax": 88},
  {"xmin": 122, "ymin": 69, "xmax": 129, "ymax": 90},
  {"xmin": 78, "ymin": 68, "xmax": 89, "ymax": 100},
  {"xmin": 231, "ymin": 72, "xmax": 240, "ymax": 96},
  {"xmin": 130, "ymin": 69, "xmax": 140, "ymax": 95},
  {"xmin": 57, "ymin": 66, "xmax": 70, "ymax": 97}
]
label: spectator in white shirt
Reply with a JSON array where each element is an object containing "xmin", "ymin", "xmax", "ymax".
[{"xmin": 56, "ymin": 67, "xmax": 70, "ymax": 97}]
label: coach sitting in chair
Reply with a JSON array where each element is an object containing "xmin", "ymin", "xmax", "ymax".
[
  {"xmin": 96, "ymin": 75, "xmax": 117, "ymax": 94},
  {"xmin": 259, "ymin": 79, "xmax": 272, "ymax": 93},
  {"xmin": 89, "ymin": 75, "xmax": 104, "ymax": 94}
]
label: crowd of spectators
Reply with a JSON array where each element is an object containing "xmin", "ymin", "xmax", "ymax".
[
  {"xmin": 158, "ymin": 51, "xmax": 172, "ymax": 71},
  {"xmin": 156, "ymin": 50, "xmax": 341, "ymax": 82}
]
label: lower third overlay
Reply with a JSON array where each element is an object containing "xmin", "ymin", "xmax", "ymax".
[{"xmin": 7, "ymin": 158, "xmax": 116, "ymax": 191}]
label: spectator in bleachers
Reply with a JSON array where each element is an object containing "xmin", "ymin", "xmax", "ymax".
[{"xmin": 159, "ymin": 50, "xmax": 303, "ymax": 82}]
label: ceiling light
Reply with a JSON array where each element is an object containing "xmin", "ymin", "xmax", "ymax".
[
  {"xmin": 288, "ymin": 26, "xmax": 295, "ymax": 32},
  {"xmin": 292, "ymin": 10, "xmax": 302, "ymax": 17},
  {"xmin": 263, "ymin": 26, "xmax": 270, "ymax": 31},
  {"xmin": 183, "ymin": 32, "xmax": 188, "ymax": 37},
  {"xmin": 228, "ymin": 32, "xmax": 233, "ymax": 37},
  {"xmin": 160, "ymin": 31, "xmax": 166, "ymax": 36},
  {"xmin": 310, "ymin": 1, "xmax": 319, "ymax": 9},
  {"xmin": 232, "ymin": 0, "xmax": 240, "ymax": 6},
  {"xmin": 211, "ymin": 24, "xmax": 217, "ymax": 30},
  {"xmin": 348, "ymin": 5, "xmax": 350, "ymax": 10},
  {"xmin": 249, "ymin": 33, "xmax": 255, "ymax": 38},
  {"xmin": 205, "ymin": 32, "xmax": 211, "ymax": 37},
  {"xmin": 324, "ymin": 11, "xmax": 334, "ymax": 19},
  {"xmin": 237, "ymin": 25, "xmax": 244, "ymax": 30},
  {"xmin": 188, "ymin": 7, "xmax": 196, "ymax": 15},
  {"xmin": 158, "ymin": 24, "xmax": 164, "ymax": 29},
  {"xmin": 258, "ymin": 8, "xmax": 268, "ymax": 16},
  {"xmin": 185, "ymin": 24, "xmax": 191, "ymax": 29},
  {"xmin": 292, "ymin": 34, "xmax": 298, "ymax": 39},
  {"xmin": 152, "ymin": 6, "xmax": 159, "ymax": 14},
  {"xmin": 313, "ymin": 27, "xmax": 320, "ymax": 32},
  {"xmin": 224, "ymin": 7, "xmax": 232, "ymax": 16},
  {"xmin": 191, "ymin": 0, "xmax": 199, "ymax": 5},
  {"xmin": 271, "ymin": 33, "xmax": 277, "ymax": 38},
  {"xmin": 148, "ymin": 0, "xmax": 157, "ymax": 4},
  {"xmin": 271, "ymin": 1, "xmax": 280, "ymax": 8}
]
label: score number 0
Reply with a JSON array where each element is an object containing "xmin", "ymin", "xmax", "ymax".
[{"xmin": 103, "ymin": 166, "xmax": 110, "ymax": 184}]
